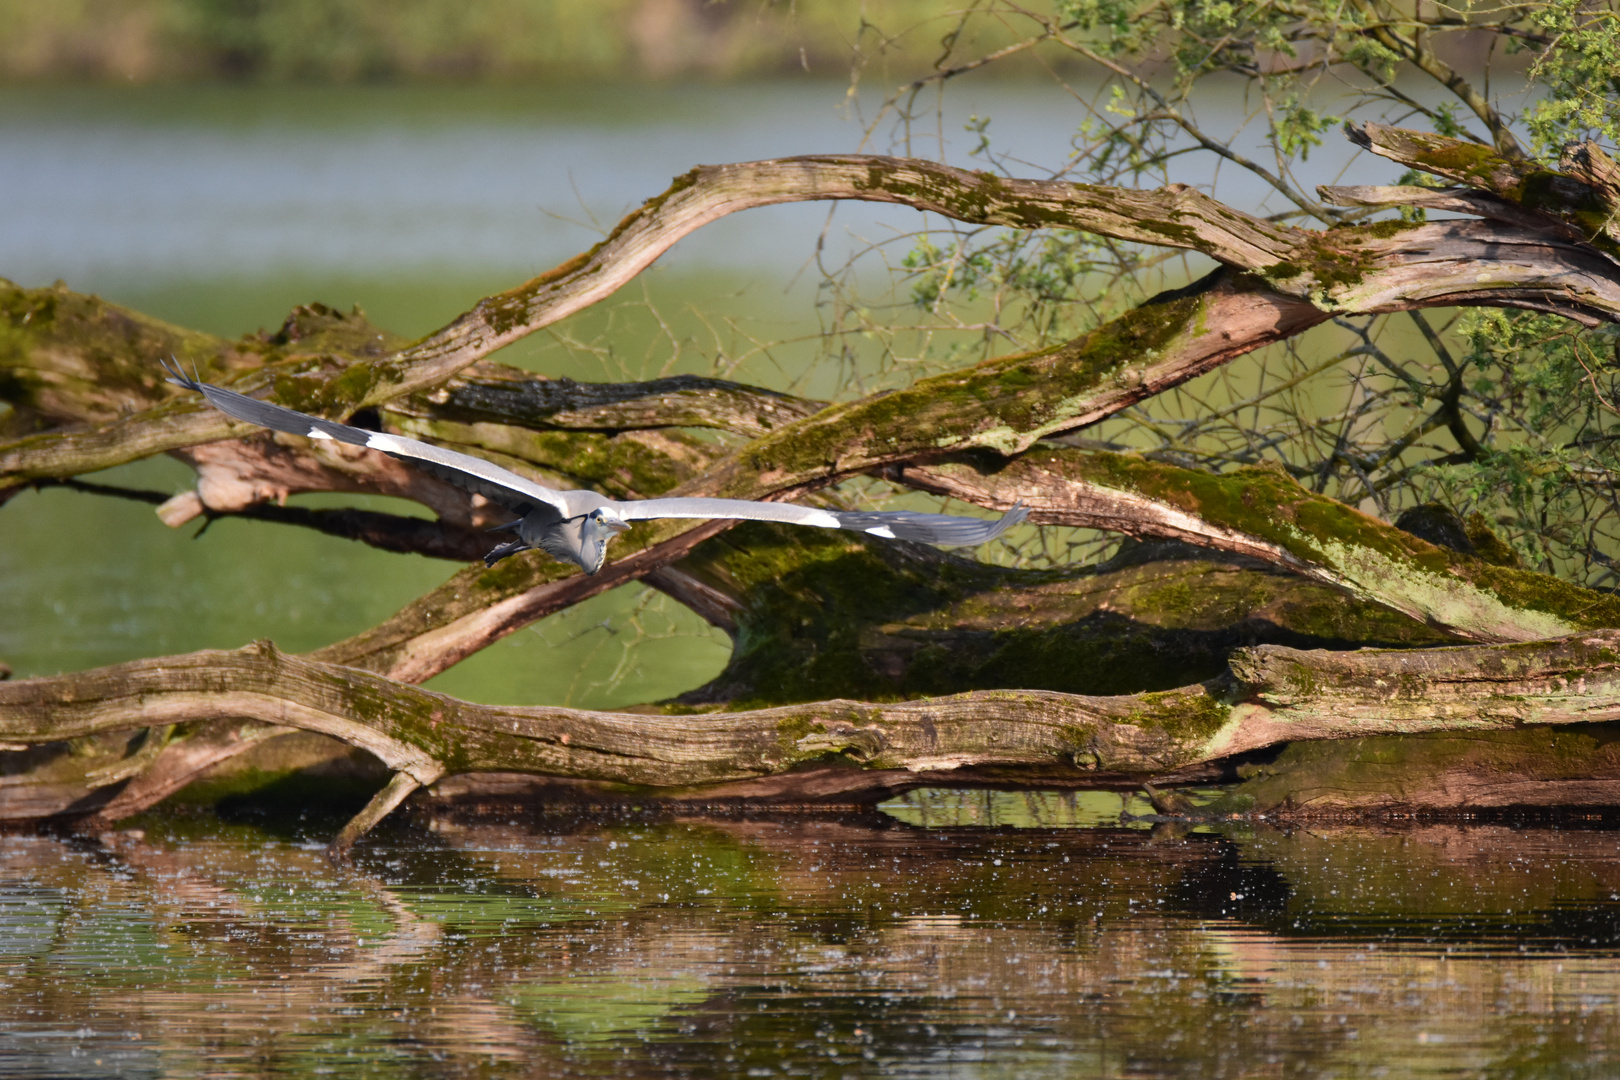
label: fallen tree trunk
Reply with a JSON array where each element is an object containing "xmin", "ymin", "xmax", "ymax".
[
  {"xmin": 9, "ymin": 632, "xmax": 1620, "ymax": 847},
  {"xmin": 1217, "ymin": 724, "xmax": 1620, "ymax": 818}
]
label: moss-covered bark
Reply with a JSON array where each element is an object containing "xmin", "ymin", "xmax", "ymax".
[
  {"xmin": 8, "ymin": 127, "xmax": 1620, "ymax": 835},
  {"xmin": 668, "ymin": 528, "xmax": 1455, "ymax": 708},
  {"xmin": 901, "ymin": 448, "xmax": 1620, "ymax": 642},
  {"xmin": 9, "ymin": 632, "xmax": 1620, "ymax": 831},
  {"xmin": 1351, "ymin": 123, "xmax": 1620, "ymax": 257}
]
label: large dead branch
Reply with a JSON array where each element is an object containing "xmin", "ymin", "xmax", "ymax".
[
  {"xmin": 9, "ymin": 126, "xmax": 1620, "ymax": 835},
  {"xmin": 350, "ymin": 148, "xmax": 1620, "ymax": 407}
]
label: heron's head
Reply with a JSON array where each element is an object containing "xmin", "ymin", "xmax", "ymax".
[{"xmin": 578, "ymin": 508, "xmax": 632, "ymax": 574}]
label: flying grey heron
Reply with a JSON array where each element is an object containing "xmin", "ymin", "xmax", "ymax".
[{"xmin": 162, "ymin": 361, "xmax": 1027, "ymax": 574}]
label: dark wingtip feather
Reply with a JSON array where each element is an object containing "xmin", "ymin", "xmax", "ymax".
[
  {"xmin": 159, "ymin": 355, "xmax": 201, "ymax": 393},
  {"xmin": 832, "ymin": 499, "xmax": 1031, "ymax": 547},
  {"xmin": 996, "ymin": 501, "xmax": 1029, "ymax": 535}
]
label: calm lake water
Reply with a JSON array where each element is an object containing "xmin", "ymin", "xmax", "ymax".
[
  {"xmin": 4, "ymin": 800, "xmax": 1620, "ymax": 1078},
  {"xmin": 4, "ymin": 82, "xmax": 1614, "ymax": 1077}
]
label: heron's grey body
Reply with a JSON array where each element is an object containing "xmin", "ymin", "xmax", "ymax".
[{"xmin": 162, "ymin": 361, "xmax": 1027, "ymax": 574}]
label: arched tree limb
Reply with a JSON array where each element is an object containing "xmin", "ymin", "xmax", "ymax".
[{"xmin": 8, "ymin": 134, "xmax": 1620, "ymax": 495}]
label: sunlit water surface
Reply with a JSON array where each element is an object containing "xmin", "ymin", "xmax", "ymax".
[{"xmin": 4, "ymin": 797, "xmax": 1620, "ymax": 1078}]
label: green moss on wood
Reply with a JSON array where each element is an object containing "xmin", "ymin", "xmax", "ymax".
[
  {"xmin": 389, "ymin": 416, "xmax": 704, "ymax": 500},
  {"xmin": 1464, "ymin": 512, "xmax": 1523, "ymax": 568},
  {"xmin": 723, "ymin": 289, "xmax": 1205, "ymax": 492},
  {"xmin": 1045, "ymin": 448, "xmax": 1620, "ymax": 638},
  {"xmin": 1120, "ymin": 689, "xmax": 1229, "ymax": 741},
  {"xmin": 672, "ymin": 522, "xmax": 1455, "ymax": 709},
  {"xmin": 0, "ymin": 279, "xmax": 239, "ymax": 426}
]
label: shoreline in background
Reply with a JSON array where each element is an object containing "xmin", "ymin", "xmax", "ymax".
[{"xmin": 0, "ymin": 0, "xmax": 1055, "ymax": 85}]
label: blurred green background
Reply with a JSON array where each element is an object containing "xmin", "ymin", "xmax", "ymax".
[
  {"xmin": 0, "ymin": 0, "xmax": 1044, "ymax": 84},
  {"xmin": 0, "ymin": 2, "xmax": 1084, "ymax": 708}
]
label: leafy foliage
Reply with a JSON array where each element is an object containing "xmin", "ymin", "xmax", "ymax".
[{"xmin": 819, "ymin": 0, "xmax": 1620, "ymax": 584}]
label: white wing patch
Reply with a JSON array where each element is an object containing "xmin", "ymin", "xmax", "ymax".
[
  {"xmin": 864, "ymin": 526, "xmax": 897, "ymax": 538},
  {"xmin": 802, "ymin": 509, "xmax": 842, "ymax": 529},
  {"xmin": 366, "ymin": 432, "xmax": 405, "ymax": 453},
  {"xmin": 308, "ymin": 428, "xmax": 334, "ymax": 440}
]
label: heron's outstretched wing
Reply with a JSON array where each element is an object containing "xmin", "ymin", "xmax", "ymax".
[
  {"xmin": 161, "ymin": 359, "xmax": 573, "ymax": 517},
  {"xmin": 611, "ymin": 496, "xmax": 1028, "ymax": 547},
  {"xmin": 824, "ymin": 505, "xmax": 1028, "ymax": 546}
]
